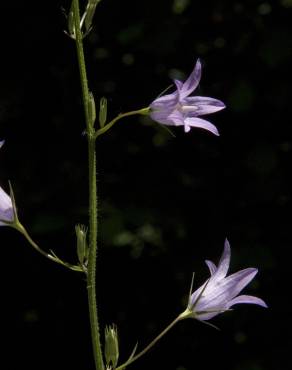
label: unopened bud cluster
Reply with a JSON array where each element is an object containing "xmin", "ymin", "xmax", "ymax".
[{"xmin": 104, "ymin": 324, "xmax": 119, "ymax": 369}]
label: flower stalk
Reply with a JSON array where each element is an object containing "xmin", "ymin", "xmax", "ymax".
[
  {"xmin": 95, "ymin": 108, "xmax": 149, "ymax": 139},
  {"xmin": 16, "ymin": 223, "xmax": 83, "ymax": 272},
  {"xmin": 116, "ymin": 314, "xmax": 183, "ymax": 370},
  {"xmin": 72, "ymin": 1, "xmax": 104, "ymax": 370}
]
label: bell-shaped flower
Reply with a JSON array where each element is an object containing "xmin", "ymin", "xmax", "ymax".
[
  {"xmin": 0, "ymin": 140, "xmax": 15, "ymax": 226},
  {"xmin": 149, "ymin": 59, "xmax": 225, "ymax": 135},
  {"xmin": 0, "ymin": 186, "xmax": 14, "ymax": 225},
  {"xmin": 185, "ymin": 239, "xmax": 267, "ymax": 321}
]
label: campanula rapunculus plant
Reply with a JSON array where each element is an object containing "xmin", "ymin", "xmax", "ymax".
[
  {"xmin": 180, "ymin": 239, "xmax": 267, "ymax": 321},
  {"xmin": 149, "ymin": 59, "xmax": 225, "ymax": 135},
  {"xmin": 1, "ymin": 1, "xmax": 267, "ymax": 370},
  {"xmin": 0, "ymin": 141, "xmax": 14, "ymax": 226}
]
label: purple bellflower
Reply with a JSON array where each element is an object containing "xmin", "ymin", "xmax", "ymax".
[
  {"xmin": 0, "ymin": 187, "xmax": 14, "ymax": 225},
  {"xmin": 0, "ymin": 140, "xmax": 14, "ymax": 226},
  {"xmin": 184, "ymin": 239, "xmax": 267, "ymax": 321},
  {"xmin": 149, "ymin": 59, "xmax": 225, "ymax": 135}
]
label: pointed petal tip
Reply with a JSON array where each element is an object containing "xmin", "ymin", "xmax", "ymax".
[
  {"xmin": 216, "ymin": 100, "xmax": 226, "ymax": 109},
  {"xmin": 205, "ymin": 260, "xmax": 217, "ymax": 275},
  {"xmin": 223, "ymin": 238, "xmax": 231, "ymax": 257},
  {"xmin": 214, "ymin": 129, "xmax": 220, "ymax": 136},
  {"xmin": 259, "ymin": 299, "xmax": 268, "ymax": 308},
  {"xmin": 224, "ymin": 238, "xmax": 231, "ymax": 250},
  {"xmin": 195, "ymin": 58, "xmax": 202, "ymax": 68}
]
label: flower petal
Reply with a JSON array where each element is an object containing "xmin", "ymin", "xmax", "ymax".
[
  {"xmin": 227, "ymin": 294, "xmax": 268, "ymax": 308},
  {"xmin": 192, "ymin": 268, "xmax": 258, "ymax": 312},
  {"xmin": 179, "ymin": 59, "xmax": 202, "ymax": 99},
  {"xmin": 0, "ymin": 186, "xmax": 14, "ymax": 225},
  {"xmin": 213, "ymin": 239, "xmax": 231, "ymax": 279},
  {"xmin": 174, "ymin": 79, "xmax": 183, "ymax": 90},
  {"xmin": 150, "ymin": 109, "xmax": 184, "ymax": 126},
  {"xmin": 184, "ymin": 96, "xmax": 226, "ymax": 116},
  {"xmin": 167, "ymin": 110, "xmax": 184, "ymax": 125},
  {"xmin": 184, "ymin": 117, "xmax": 219, "ymax": 136},
  {"xmin": 150, "ymin": 90, "xmax": 179, "ymax": 110},
  {"xmin": 0, "ymin": 140, "xmax": 5, "ymax": 148},
  {"xmin": 209, "ymin": 268, "xmax": 259, "ymax": 307},
  {"xmin": 205, "ymin": 260, "xmax": 217, "ymax": 275}
]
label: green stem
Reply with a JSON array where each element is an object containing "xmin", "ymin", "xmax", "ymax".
[
  {"xmin": 95, "ymin": 108, "xmax": 150, "ymax": 138},
  {"xmin": 116, "ymin": 314, "xmax": 184, "ymax": 370},
  {"xmin": 72, "ymin": 1, "xmax": 104, "ymax": 370}
]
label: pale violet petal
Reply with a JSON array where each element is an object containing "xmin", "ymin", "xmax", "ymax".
[
  {"xmin": 150, "ymin": 90, "xmax": 179, "ymax": 110},
  {"xmin": 174, "ymin": 79, "xmax": 183, "ymax": 90},
  {"xmin": 184, "ymin": 96, "xmax": 226, "ymax": 116},
  {"xmin": 192, "ymin": 268, "xmax": 258, "ymax": 312},
  {"xmin": 227, "ymin": 294, "xmax": 268, "ymax": 308},
  {"xmin": 205, "ymin": 260, "xmax": 217, "ymax": 275},
  {"xmin": 184, "ymin": 117, "xmax": 219, "ymax": 136},
  {"xmin": 168, "ymin": 110, "xmax": 184, "ymax": 125},
  {"xmin": 0, "ymin": 140, "xmax": 5, "ymax": 148},
  {"xmin": 185, "ymin": 96, "xmax": 225, "ymax": 107},
  {"xmin": 150, "ymin": 109, "xmax": 183, "ymax": 126},
  {"xmin": 180, "ymin": 59, "xmax": 202, "ymax": 99},
  {"xmin": 204, "ymin": 268, "xmax": 258, "ymax": 309},
  {"xmin": 213, "ymin": 239, "xmax": 231, "ymax": 278},
  {"xmin": 0, "ymin": 186, "xmax": 14, "ymax": 225}
]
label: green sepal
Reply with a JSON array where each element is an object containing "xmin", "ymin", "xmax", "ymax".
[{"xmin": 126, "ymin": 342, "xmax": 138, "ymax": 362}]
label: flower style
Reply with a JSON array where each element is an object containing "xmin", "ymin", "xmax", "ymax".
[
  {"xmin": 185, "ymin": 239, "xmax": 267, "ymax": 321},
  {"xmin": 149, "ymin": 59, "xmax": 225, "ymax": 135},
  {"xmin": 0, "ymin": 140, "xmax": 14, "ymax": 226}
]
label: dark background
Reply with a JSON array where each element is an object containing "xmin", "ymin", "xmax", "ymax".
[{"xmin": 0, "ymin": 0, "xmax": 290, "ymax": 369}]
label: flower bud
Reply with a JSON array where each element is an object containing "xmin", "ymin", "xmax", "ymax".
[
  {"xmin": 67, "ymin": 2, "xmax": 75, "ymax": 38},
  {"xmin": 99, "ymin": 97, "xmax": 107, "ymax": 128},
  {"xmin": 88, "ymin": 91, "xmax": 96, "ymax": 128},
  {"xmin": 75, "ymin": 224, "xmax": 88, "ymax": 266},
  {"xmin": 82, "ymin": 0, "xmax": 102, "ymax": 33},
  {"xmin": 104, "ymin": 324, "xmax": 119, "ymax": 368}
]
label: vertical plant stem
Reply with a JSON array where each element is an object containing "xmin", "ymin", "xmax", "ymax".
[{"xmin": 72, "ymin": 1, "xmax": 104, "ymax": 370}]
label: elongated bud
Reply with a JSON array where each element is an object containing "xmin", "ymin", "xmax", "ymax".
[
  {"xmin": 67, "ymin": 2, "xmax": 75, "ymax": 38},
  {"xmin": 81, "ymin": 0, "xmax": 102, "ymax": 33},
  {"xmin": 88, "ymin": 91, "xmax": 96, "ymax": 127},
  {"xmin": 105, "ymin": 324, "xmax": 119, "ymax": 368},
  {"xmin": 99, "ymin": 97, "xmax": 107, "ymax": 128},
  {"xmin": 75, "ymin": 224, "xmax": 88, "ymax": 267}
]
